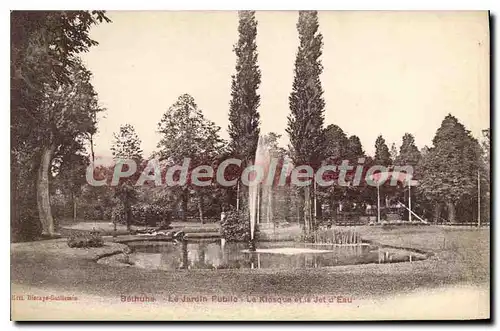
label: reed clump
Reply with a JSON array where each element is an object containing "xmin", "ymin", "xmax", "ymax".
[{"xmin": 298, "ymin": 228, "xmax": 362, "ymax": 244}]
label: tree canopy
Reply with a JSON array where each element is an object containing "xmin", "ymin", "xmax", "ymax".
[{"xmin": 418, "ymin": 114, "xmax": 481, "ymax": 222}]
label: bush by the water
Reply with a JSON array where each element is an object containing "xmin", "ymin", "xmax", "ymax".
[
  {"xmin": 67, "ymin": 230, "xmax": 104, "ymax": 248},
  {"xmin": 220, "ymin": 209, "xmax": 259, "ymax": 242}
]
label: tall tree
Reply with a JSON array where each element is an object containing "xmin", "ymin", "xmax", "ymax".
[
  {"xmin": 111, "ymin": 124, "xmax": 143, "ymax": 231},
  {"xmin": 392, "ymin": 134, "xmax": 420, "ymax": 218},
  {"xmin": 390, "ymin": 143, "xmax": 398, "ymax": 163},
  {"xmin": 373, "ymin": 135, "xmax": 392, "ymax": 209},
  {"xmin": 374, "ymin": 135, "xmax": 392, "ymax": 166},
  {"xmin": 287, "ymin": 10, "xmax": 325, "ymax": 167},
  {"xmin": 286, "ymin": 11, "xmax": 325, "ymax": 235},
  {"xmin": 37, "ymin": 61, "xmax": 103, "ymax": 236},
  {"xmin": 324, "ymin": 124, "xmax": 349, "ymax": 161},
  {"xmin": 228, "ymin": 11, "xmax": 261, "ymax": 165},
  {"xmin": 11, "ymin": 11, "xmax": 110, "ymax": 239},
  {"xmin": 52, "ymin": 141, "xmax": 90, "ymax": 221},
  {"xmin": 396, "ymin": 133, "xmax": 421, "ymax": 171},
  {"xmin": 157, "ymin": 94, "xmax": 224, "ymax": 222},
  {"xmin": 111, "ymin": 124, "xmax": 143, "ymax": 161},
  {"xmin": 227, "ymin": 11, "xmax": 261, "ymax": 214},
  {"xmin": 418, "ymin": 115, "xmax": 481, "ymax": 222},
  {"xmin": 345, "ymin": 135, "xmax": 365, "ymax": 160},
  {"xmin": 321, "ymin": 124, "xmax": 349, "ymax": 219},
  {"xmin": 479, "ymin": 128, "xmax": 490, "ymax": 223}
]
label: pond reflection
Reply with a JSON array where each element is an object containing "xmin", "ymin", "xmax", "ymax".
[{"xmin": 127, "ymin": 240, "xmax": 391, "ymax": 270}]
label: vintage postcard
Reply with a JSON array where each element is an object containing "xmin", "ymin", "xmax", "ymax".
[{"xmin": 10, "ymin": 10, "xmax": 490, "ymax": 321}]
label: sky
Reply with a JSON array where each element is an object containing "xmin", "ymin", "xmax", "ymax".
[{"xmin": 80, "ymin": 11, "xmax": 490, "ymax": 160}]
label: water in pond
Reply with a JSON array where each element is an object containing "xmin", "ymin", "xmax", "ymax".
[{"xmin": 126, "ymin": 240, "xmax": 420, "ymax": 270}]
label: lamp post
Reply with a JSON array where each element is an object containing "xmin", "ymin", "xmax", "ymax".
[
  {"xmin": 236, "ymin": 180, "xmax": 240, "ymax": 211},
  {"xmin": 478, "ymin": 169, "xmax": 481, "ymax": 227},
  {"xmin": 408, "ymin": 178, "xmax": 412, "ymax": 222},
  {"xmin": 377, "ymin": 183, "xmax": 381, "ymax": 223}
]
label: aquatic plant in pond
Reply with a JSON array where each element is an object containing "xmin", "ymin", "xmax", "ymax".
[{"xmin": 298, "ymin": 228, "xmax": 362, "ymax": 244}]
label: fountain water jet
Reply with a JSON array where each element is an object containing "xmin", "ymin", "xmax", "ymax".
[{"xmin": 248, "ymin": 136, "xmax": 272, "ymax": 249}]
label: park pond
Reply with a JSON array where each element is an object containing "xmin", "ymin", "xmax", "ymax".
[{"xmin": 103, "ymin": 240, "xmax": 427, "ymax": 270}]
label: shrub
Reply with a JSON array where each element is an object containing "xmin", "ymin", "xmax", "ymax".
[
  {"xmin": 220, "ymin": 209, "xmax": 259, "ymax": 242},
  {"xmin": 111, "ymin": 204, "xmax": 126, "ymax": 224},
  {"xmin": 82, "ymin": 206, "xmax": 104, "ymax": 221},
  {"xmin": 67, "ymin": 230, "xmax": 104, "ymax": 248}
]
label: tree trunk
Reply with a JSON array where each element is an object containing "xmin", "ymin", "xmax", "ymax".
[
  {"xmin": 268, "ymin": 189, "xmax": 273, "ymax": 225},
  {"xmin": 72, "ymin": 192, "xmax": 77, "ymax": 221},
  {"xmin": 181, "ymin": 189, "xmax": 188, "ymax": 222},
  {"xmin": 315, "ymin": 195, "xmax": 322, "ymax": 220},
  {"xmin": 298, "ymin": 189, "xmax": 306, "ymax": 235},
  {"xmin": 239, "ymin": 182, "xmax": 249, "ymax": 213},
  {"xmin": 283, "ymin": 188, "xmax": 290, "ymax": 222},
  {"xmin": 11, "ymin": 155, "xmax": 20, "ymax": 237},
  {"xmin": 304, "ymin": 186, "xmax": 311, "ymax": 235},
  {"xmin": 198, "ymin": 195, "xmax": 204, "ymax": 224},
  {"xmin": 433, "ymin": 202, "xmax": 441, "ymax": 223},
  {"xmin": 447, "ymin": 201, "xmax": 456, "ymax": 223},
  {"xmin": 37, "ymin": 144, "xmax": 55, "ymax": 236},
  {"xmin": 125, "ymin": 199, "xmax": 132, "ymax": 231},
  {"xmin": 90, "ymin": 132, "xmax": 95, "ymax": 164}
]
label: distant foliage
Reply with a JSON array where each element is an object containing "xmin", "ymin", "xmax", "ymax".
[
  {"xmin": 111, "ymin": 204, "xmax": 126, "ymax": 225},
  {"xmin": 131, "ymin": 204, "xmax": 172, "ymax": 227},
  {"xmin": 111, "ymin": 203, "xmax": 171, "ymax": 227},
  {"xmin": 67, "ymin": 230, "xmax": 104, "ymax": 248}
]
